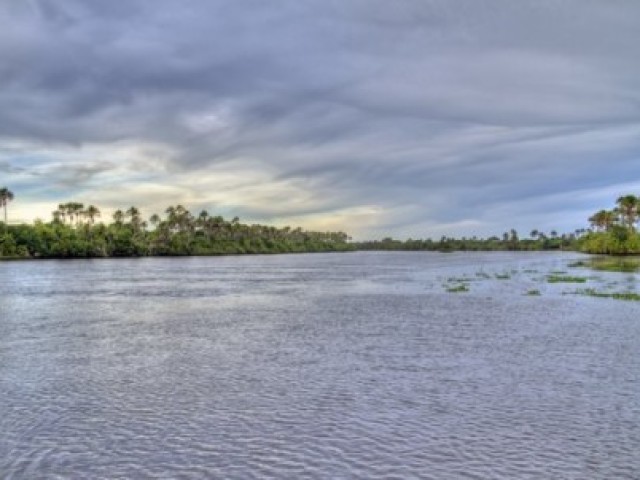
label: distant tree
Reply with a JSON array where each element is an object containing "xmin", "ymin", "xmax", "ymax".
[
  {"xmin": 84, "ymin": 205, "xmax": 101, "ymax": 225},
  {"xmin": 73, "ymin": 202, "xmax": 85, "ymax": 225},
  {"xmin": 57, "ymin": 204, "xmax": 67, "ymax": 224},
  {"xmin": 59, "ymin": 202, "xmax": 84, "ymax": 226},
  {"xmin": 126, "ymin": 206, "xmax": 141, "ymax": 230},
  {"xmin": 149, "ymin": 214, "xmax": 161, "ymax": 229},
  {"xmin": 616, "ymin": 194, "xmax": 638, "ymax": 230},
  {"xmin": 52, "ymin": 210, "xmax": 63, "ymax": 223},
  {"xmin": 588, "ymin": 210, "xmax": 617, "ymax": 232},
  {"xmin": 0, "ymin": 187, "xmax": 14, "ymax": 223},
  {"xmin": 113, "ymin": 209, "xmax": 125, "ymax": 225}
]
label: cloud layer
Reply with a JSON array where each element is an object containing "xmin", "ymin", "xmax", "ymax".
[{"xmin": 1, "ymin": 0, "xmax": 639, "ymax": 238}]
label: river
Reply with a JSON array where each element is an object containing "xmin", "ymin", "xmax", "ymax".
[{"xmin": 1, "ymin": 252, "xmax": 639, "ymax": 478}]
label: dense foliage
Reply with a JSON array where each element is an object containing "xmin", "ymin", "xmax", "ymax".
[
  {"xmin": 356, "ymin": 229, "xmax": 578, "ymax": 252},
  {"xmin": 0, "ymin": 202, "xmax": 352, "ymax": 258},
  {"xmin": 1, "ymin": 191, "xmax": 639, "ymax": 258},
  {"xmin": 579, "ymin": 195, "xmax": 640, "ymax": 254},
  {"xmin": 359, "ymin": 195, "xmax": 640, "ymax": 255}
]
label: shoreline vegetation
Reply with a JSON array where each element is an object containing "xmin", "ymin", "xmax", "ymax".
[
  {"xmin": 357, "ymin": 195, "xmax": 640, "ymax": 255},
  {"xmin": 1, "ymin": 190, "xmax": 640, "ymax": 259},
  {"xmin": 0, "ymin": 199, "xmax": 353, "ymax": 258}
]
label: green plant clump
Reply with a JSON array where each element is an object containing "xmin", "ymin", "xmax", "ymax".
[
  {"xmin": 578, "ymin": 289, "xmax": 640, "ymax": 301},
  {"xmin": 547, "ymin": 275, "xmax": 588, "ymax": 283},
  {"xmin": 526, "ymin": 289, "xmax": 541, "ymax": 296},
  {"xmin": 446, "ymin": 284, "xmax": 469, "ymax": 293},
  {"xmin": 572, "ymin": 257, "xmax": 640, "ymax": 273}
]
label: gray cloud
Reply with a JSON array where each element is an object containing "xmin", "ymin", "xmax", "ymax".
[{"xmin": 1, "ymin": 0, "xmax": 640, "ymax": 238}]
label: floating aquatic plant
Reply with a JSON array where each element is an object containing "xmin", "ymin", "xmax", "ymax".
[
  {"xmin": 547, "ymin": 275, "xmax": 587, "ymax": 283},
  {"xmin": 577, "ymin": 288, "xmax": 640, "ymax": 301},
  {"xmin": 446, "ymin": 284, "xmax": 469, "ymax": 293}
]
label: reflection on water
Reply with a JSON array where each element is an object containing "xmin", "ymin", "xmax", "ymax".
[{"xmin": 1, "ymin": 252, "xmax": 639, "ymax": 479}]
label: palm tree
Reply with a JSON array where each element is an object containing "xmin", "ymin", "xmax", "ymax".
[
  {"xmin": 113, "ymin": 209, "xmax": 124, "ymax": 225},
  {"xmin": 126, "ymin": 206, "xmax": 141, "ymax": 229},
  {"xmin": 84, "ymin": 205, "xmax": 101, "ymax": 224},
  {"xmin": 73, "ymin": 202, "xmax": 85, "ymax": 225},
  {"xmin": 588, "ymin": 210, "xmax": 617, "ymax": 232},
  {"xmin": 60, "ymin": 202, "xmax": 84, "ymax": 226},
  {"xmin": 616, "ymin": 194, "xmax": 638, "ymax": 230},
  {"xmin": 165, "ymin": 206, "xmax": 177, "ymax": 230},
  {"xmin": 149, "ymin": 214, "xmax": 161, "ymax": 229},
  {"xmin": 197, "ymin": 210, "xmax": 208, "ymax": 225},
  {"xmin": 1, "ymin": 187, "xmax": 15, "ymax": 224},
  {"xmin": 57, "ymin": 204, "xmax": 68, "ymax": 224}
]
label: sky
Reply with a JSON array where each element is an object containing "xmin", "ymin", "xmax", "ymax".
[{"xmin": 1, "ymin": 0, "xmax": 640, "ymax": 240}]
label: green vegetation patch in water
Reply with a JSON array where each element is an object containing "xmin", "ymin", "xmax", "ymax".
[
  {"xmin": 547, "ymin": 275, "xmax": 588, "ymax": 283},
  {"xmin": 525, "ymin": 289, "xmax": 541, "ymax": 296},
  {"xmin": 577, "ymin": 288, "xmax": 640, "ymax": 301},
  {"xmin": 446, "ymin": 284, "xmax": 469, "ymax": 293},
  {"xmin": 570, "ymin": 257, "xmax": 640, "ymax": 273}
]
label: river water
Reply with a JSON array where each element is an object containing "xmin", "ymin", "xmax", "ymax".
[{"xmin": 1, "ymin": 252, "xmax": 639, "ymax": 479}]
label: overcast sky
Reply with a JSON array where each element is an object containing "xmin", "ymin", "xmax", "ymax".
[{"xmin": 1, "ymin": 0, "xmax": 639, "ymax": 239}]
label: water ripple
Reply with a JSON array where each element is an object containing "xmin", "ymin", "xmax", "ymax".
[{"xmin": 1, "ymin": 252, "xmax": 639, "ymax": 479}]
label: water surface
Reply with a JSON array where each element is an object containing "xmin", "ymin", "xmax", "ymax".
[{"xmin": 1, "ymin": 252, "xmax": 639, "ymax": 478}]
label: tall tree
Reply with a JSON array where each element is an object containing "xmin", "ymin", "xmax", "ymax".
[
  {"xmin": 616, "ymin": 194, "xmax": 639, "ymax": 230},
  {"xmin": 0, "ymin": 187, "xmax": 14, "ymax": 224},
  {"xmin": 126, "ymin": 206, "xmax": 141, "ymax": 230},
  {"xmin": 84, "ymin": 205, "xmax": 101, "ymax": 225},
  {"xmin": 60, "ymin": 202, "xmax": 84, "ymax": 226},
  {"xmin": 113, "ymin": 209, "xmax": 125, "ymax": 225},
  {"xmin": 588, "ymin": 210, "xmax": 617, "ymax": 232},
  {"xmin": 149, "ymin": 214, "xmax": 161, "ymax": 229},
  {"xmin": 57, "ymin": 204, "xmax": 68, "ymax": 224}
]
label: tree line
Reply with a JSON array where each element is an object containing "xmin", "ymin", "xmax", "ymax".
[
  {"xmin": 581, "ymin": 194, "xmax": 640, "ymax": 254},
  {"xmin": 2, "ymin": 188, "xmax": 639, "ymax": 258},
  {"xmin": 356, "ymin": 228, "xmax": 580, "ymax": 252},
  {"xmin": 356, "ymin": 195, "xmax": 640, "ymax": 255},
  {"xmin": 0, "ymin": 195, "xmax": 352, "ymax": 258}
]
